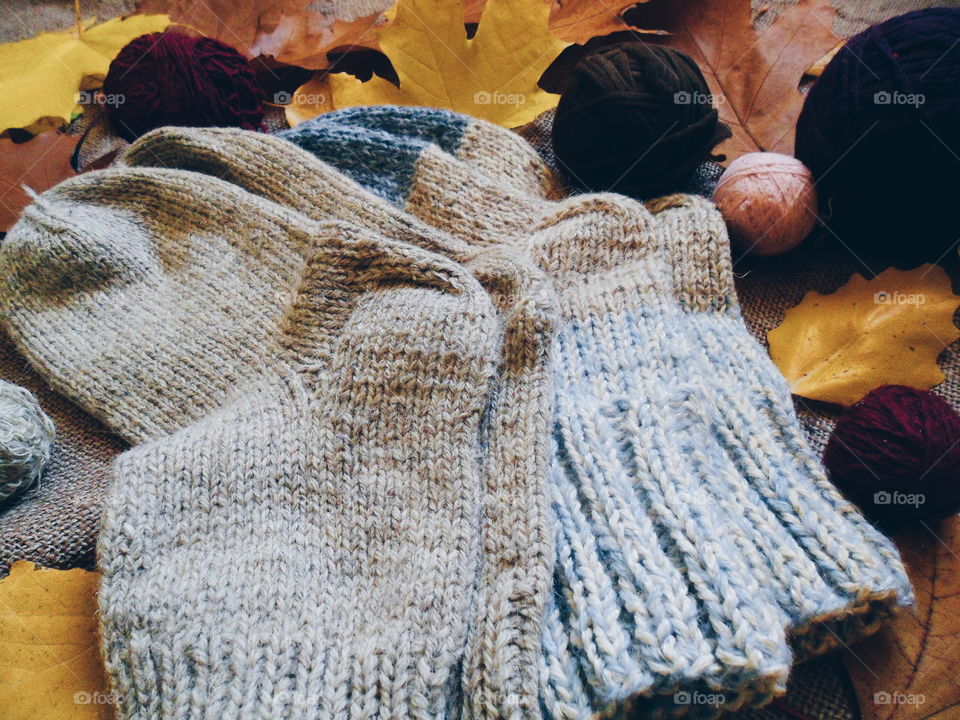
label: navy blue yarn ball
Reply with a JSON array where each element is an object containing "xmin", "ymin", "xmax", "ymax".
[{"xmin": 795, "ymin": 8, "xmax": 960, "ymax": 265}]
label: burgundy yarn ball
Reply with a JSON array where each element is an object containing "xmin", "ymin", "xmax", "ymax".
[
  {"xmin": 824, "ymin": 385, "xmax": 960, "ymax": 532},
  {"xmin": 102, "ymin": 32, "xmax": 264, "ymax": 141}
]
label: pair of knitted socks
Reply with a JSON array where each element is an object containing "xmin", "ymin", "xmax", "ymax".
[
  {"xmin": 277, "ymin": 107, "xmax": 912, "ymax": 718},
  {"xmin": 115, "ymin": 109, "xmax": 910, "ymax": 716}
]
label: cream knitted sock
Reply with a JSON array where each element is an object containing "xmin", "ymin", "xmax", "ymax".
[
  {"xmin": 98, "ymin": 219, "xmax": 498, "ymax": 719},
  {"xmin": 115, "ymin": 127, "xmax": 559, "ymax": 720}
]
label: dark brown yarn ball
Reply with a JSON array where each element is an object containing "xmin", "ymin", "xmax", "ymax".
[
  {"xmin": 102, "ymin": 31, "xmax": 264, "ymax": 142},
  {"xmin": 824, "ymin": 385, "xmax": 960, "ymax": 533},
  {"xmin": 551, "ymin": 41, "xmax": 730, "ymax": 199}
]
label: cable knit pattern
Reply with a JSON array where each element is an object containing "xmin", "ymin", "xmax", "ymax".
[
  {"xmin": 0, "ymin": 126, "xmax": 557, "ymax": 720},
  {"xmin": 280, "ymin": 106, "xmax": 914, "ymax": 718}
]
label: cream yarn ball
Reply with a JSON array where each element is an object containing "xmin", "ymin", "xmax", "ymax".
[
  {"xmin": 0, "ymin": 379, "xmax": 55, "ymax": 501},
  {"xmin": 713, "ymin": 152, "xmax": 818, "ymax": 257}
]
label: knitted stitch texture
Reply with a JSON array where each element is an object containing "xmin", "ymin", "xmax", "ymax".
[
  {"xmin": 113, "ymin": 127, "xmax": 558, "ymax": 720},
  {"xmin": 279, "ymin": 106, "xmax": 914, "ymax": 719},
  {"xmin": 99, "ymin": 219, "xmax": 498, "ymax": 719},
  {"xmin": 0, "ymin": 129, "xmax": 557, "ymax": 720}
]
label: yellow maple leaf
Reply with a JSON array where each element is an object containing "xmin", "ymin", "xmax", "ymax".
[
  {"xmin": 0, "ymin": 14, "xmax": 171, "ymax": 134},
  {"xmin": 279, "ymin": 73, "xmax": 335, "ymax": 128},
  {"xmin": 768, "ymin": 265, "xmax": 960, "ymax": 407},
  {"xmin": 328, "ymin": 0, "xmax": 568, "ymax": 127},
  {"xmin": 0, "ymin": 562, "xmax": 112, "ymax": 719}
]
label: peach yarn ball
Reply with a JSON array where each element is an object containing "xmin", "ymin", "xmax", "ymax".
[{"xmin": 713, "ymin": 152, "xmax": 818, "ymax": 257}]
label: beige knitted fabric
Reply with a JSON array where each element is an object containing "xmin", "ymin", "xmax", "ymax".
[
  {"xmin": 1, "ymin": 130, "xmax": 557, "ymax": 720},
  {"xmin": 97, "ymin": 217, "xmax": 498, "ymax": 719},
  {"xmin": 124, "ymin": 118, "xmax": 910, "ymax": 716},
  {"xmin": 114, "ymin": 127, "xmax": 558, "ymax": 720}
]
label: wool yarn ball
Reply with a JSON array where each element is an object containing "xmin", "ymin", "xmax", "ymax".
[
  {"xmin": 713, "ymin": 152, "xmax": 818, "ymax": 257},
  {"xmin": 0, "ymin": 379, "xmax": 55, "ymax": 502},
  {"xmin": 102, "ymin": 31, "xmax": 265, "ymax": 142},
  {"xmin": 795, "ymin": 8, "xmax": 960, "ymax": 264},
  {"xmin": 552, "ymin": 41, "xmax": 731, "ymax": 199},
  {"xmin": 824, "ymin": 385, "xmax": 960, "ymax": 533}
]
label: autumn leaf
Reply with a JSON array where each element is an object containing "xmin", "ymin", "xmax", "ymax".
[
  {"xmin": 136, "ymin": 0, "xmax": 387, "ymax": 70},
  {"xmin": 0, "ymin": 561, "xmax": 112, "ymax": 720},
  {"xmin": 463, "ymin": 0, "xmax": 664, "ymax": 45},
  {"xmin": 329, "ymin": 0, "xmax": 569, "ymax": 127},
  {"xmin": 0, "ymin": 132, "xmax": 78, "ymax": 232},
  {"xmin": 629, "ymin": 0, "xmax": 841, "ymax": 159},
  {"xmin": 281, "ymin": 74, "xmax": 336, "ymax": 126},
  {"xmin": 845, "ymin": 516, "xmax": 960, "ymax": 720},
  {"xmin": 134, "ymin": 0, "xmax": 662, "ymax": 72},
  {"xmin": 547, "ymin": 0, "xmax": 664, "ymax": 43},
  {"xmin": 0, "ymin": 14, "xmax": 172, "ymax": 134},
  {"xmin": 804, "ymin": 40, "xmax": 844, "ymax": 80},
  {"xmin": 767, "ymin": 266, "xmax": 960, "ymax": 407}
]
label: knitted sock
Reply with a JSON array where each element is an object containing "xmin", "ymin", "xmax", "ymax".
[
  {"xmin": 2, "ymin": 129, "xmax": 557, "ymax": 720},
  {"xmin": 98, "ymin": 220, "xmax": 498, "ymax": 719},
  {"xmin": 280, "ymin": 107, "xmax": 913, "ymax": 716},
  {"xmin": 114, "ymin": 126, "xmax": 558, "ymax": 720}
]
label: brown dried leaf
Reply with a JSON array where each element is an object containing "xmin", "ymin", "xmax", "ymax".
[
  {"xmin": 134, "ymin": 0, "xmax": 386, "ymax": 69},
  {"xmin": 630, "ymin": 0, "xmax": 841, "ymax": 160},
  {"xmin": 0, "ymin": 132, "xmax": 78, "ymax": 232},
  {"xmin": 464, "ymin": 0, "xmax": 665, "ymax": 44},
  {"xmin": 845, "ymin": 516, "xmax": 960, "ymax": 720}
]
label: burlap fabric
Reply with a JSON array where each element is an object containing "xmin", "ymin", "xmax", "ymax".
[{"xmin": 0, "ymin": 329, "xmax": 126, "ymax": 575}]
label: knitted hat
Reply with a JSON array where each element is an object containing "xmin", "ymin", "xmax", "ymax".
[
  {"xmin": 1, "ymin": 130, "xmax": 557, "ymax": 720},
  {"xmin": 279, "ymin": 107, "xmax": 913, "ymax": 717}
]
